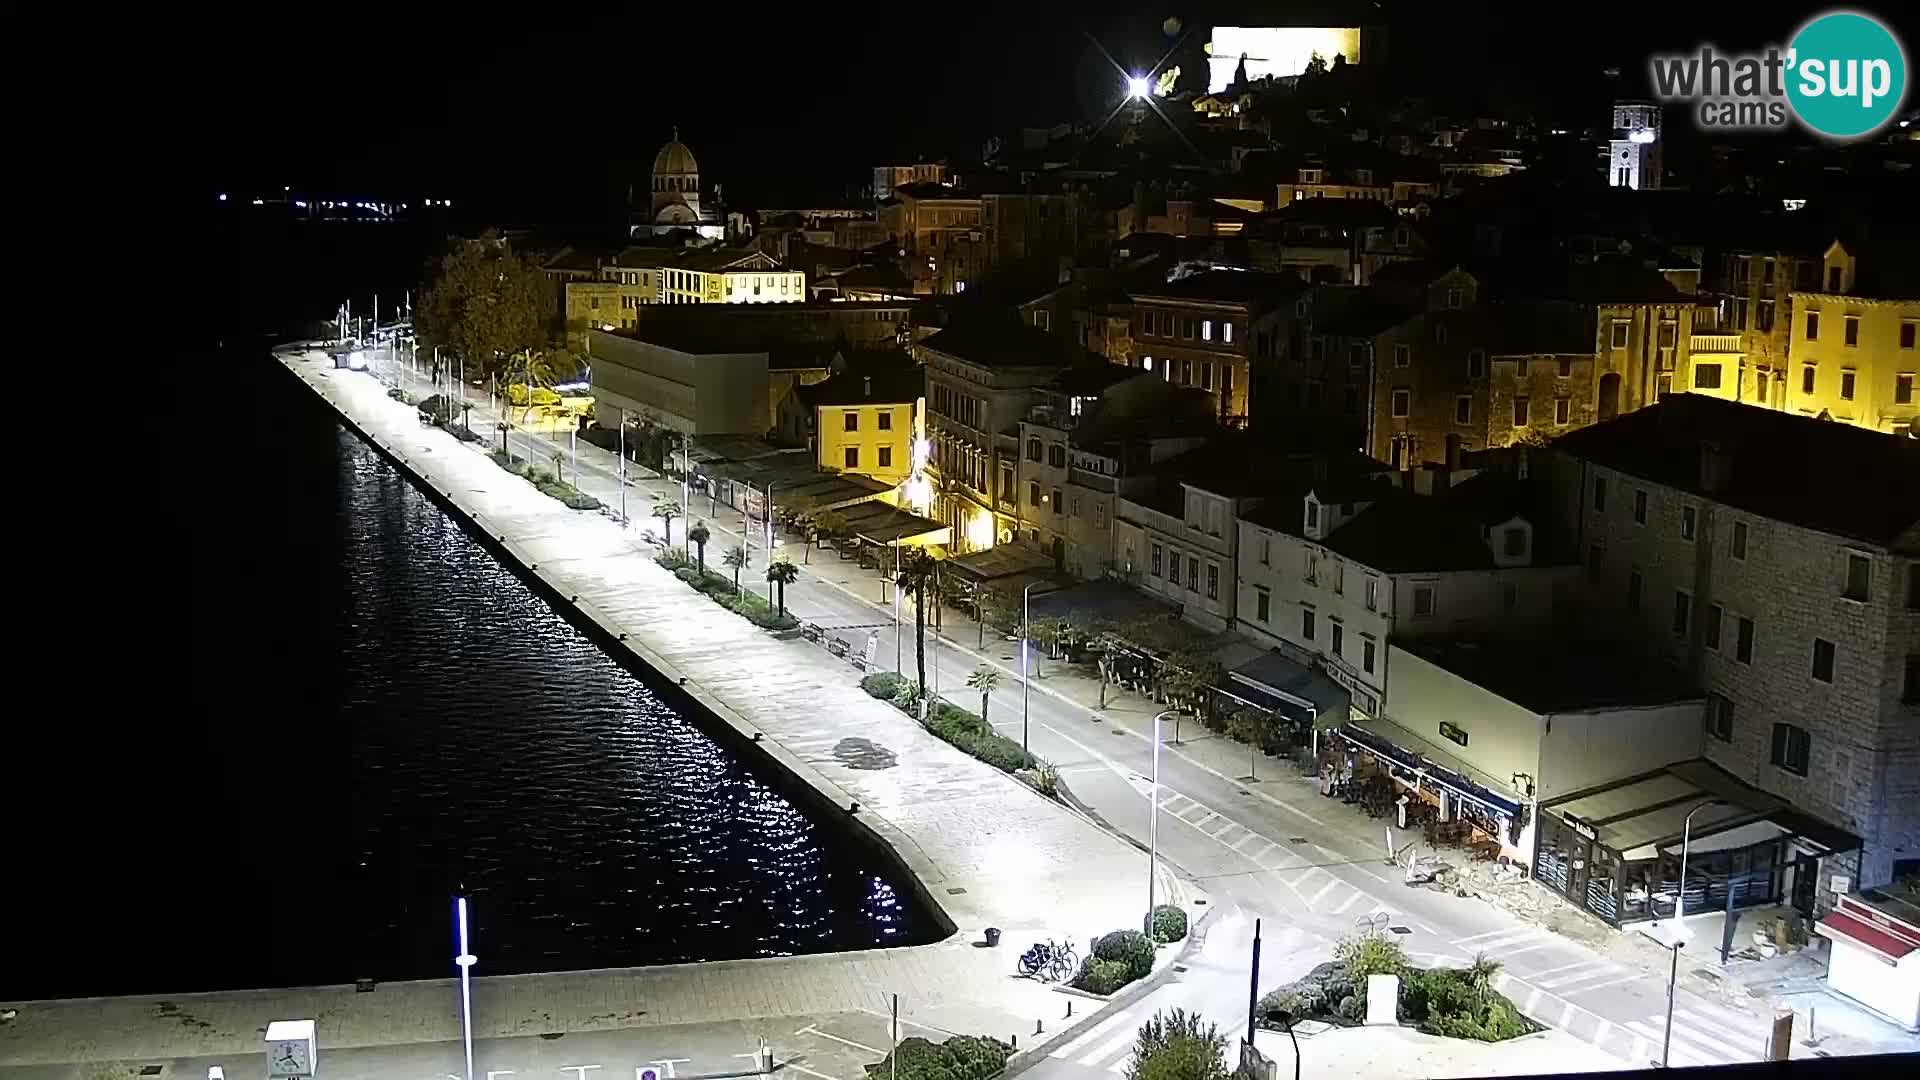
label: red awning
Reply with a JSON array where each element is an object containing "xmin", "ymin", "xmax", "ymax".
[{"xmin": 1816, "ymin": 911, "xmax": 1918, "ymax": 963}]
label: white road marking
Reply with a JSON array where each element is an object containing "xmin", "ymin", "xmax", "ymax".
[
  {"xmin": 854, "ymin": 1008, "xmax": 953, "ymax": 1036},
  {"xmin": 798, "ymin": 1026, "xmax": 885, "ymax": 1056},
  {"xmin": 1308, "ymin": 878, "xmax": 1341, "ymax": 907},
  {"xmin": 1329, "ymin": 889, "xmax": 1363, "ymax": 915},
  {"xmin": 1453, "ymin": 926, "xmax": 1539, "ymax": 947},
  {"xmin": 1527, "ymin": 959, "xmax": 1603, "ymax": 981},
  {"xmin": 1501, "ymin": 940, "xmax": 1560, "ymax": 958},
  {"xmin": 1623, "ymin": 1020, "xmax": 1717, "ymax": 1068},
  {"xmin": 781, "ymin": 1064, "xmax": 841, "ymax": 1080},
  {"xmin": 1052, "ymin": 1014, "xmax": 1132, "ymax": 1058},
  {"xmin": 1078, "ymin": 1030, "xmax": 1138, "ymax": 1067},
  {"xmin": 1551, "ymin": 971, "xmax": 1642, "ymax": 995}
]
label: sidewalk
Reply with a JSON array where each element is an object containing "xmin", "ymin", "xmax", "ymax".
[{"xmin": 0, "ymin": 353, "xmax": 1195, "ymax": 1068}]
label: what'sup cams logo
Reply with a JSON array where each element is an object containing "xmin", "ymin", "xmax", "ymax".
[{"xmin": 1649, "ymin": 10, "xmax": 1908, "ymax": 138}]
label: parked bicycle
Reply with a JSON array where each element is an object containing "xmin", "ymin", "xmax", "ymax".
[{"xmin": 1017, "ymin": 938, "xmax": 1079, "ymax": 982}]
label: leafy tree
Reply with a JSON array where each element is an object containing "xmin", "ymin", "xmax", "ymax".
[
  {"xmin": 652, "ymin": 496, "xmax": 682, "ymax": 545},
  {"xmin": 966, "ymin": 666, "xmax": 1001, "ymax": 724},
  {"xmin": 766, "ymin": 558, "xmax": 799, "ymax": 617},
  {"xmin": 687, "ymin": 520, "xmax": 711, "ymax": 571},
  {"xmin": 722, "ymin": 543, "xmax": 749, "ymax": 591},
  {"xmin": 896, "ymin": 548, "xmax": 938, "ymax": 692},
  {"xmin": 499, "ymin": 347, "xmax": 567, "ymax": 436},
  {"xmin": 813, "ymin": 508, "xmax": 848, "ymax": 545},
  {"xmin": 416, "ymin": 231, "xmax": 548, "ymax": 382},
  {"xmin": 1126, "ymin": 1008, "xmax": 1226, "ymax": 1080}
]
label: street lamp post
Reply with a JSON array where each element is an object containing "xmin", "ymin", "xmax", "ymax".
[
  {"xmin": 764, "ymin": 481, "xmax": 779, "ymax": 603},
  {"xmin": 1659, "ymin": 798, "xmax": 1725, "ymax": 1068},
  {"xmin": 617, "ymin": 408, "xmax": 627, "ymax": 525},
  {"xmin": 1020, "ymin": 582, "xmax": 1039, "ymax": 753},
  {"xmin": 1146, "ymin": 709, "xmax": 1174, "ymax": 932},
  {"xmin": 453, "ymin": 896, "xmax": 478, "ymax": 1080}
]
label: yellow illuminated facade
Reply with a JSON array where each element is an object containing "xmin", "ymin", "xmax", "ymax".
[
  {"xmin": 816, "ymin": 398, "xmax": 921, "ymax": 487},
  {"xmin": 661, "ymin": 263, "xmax": 806, "ymax": 305},
  {"xmin": 1785, "ymin": 290, "xmax": 1919, "ymax": 435}
]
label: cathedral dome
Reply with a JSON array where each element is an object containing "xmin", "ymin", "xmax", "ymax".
[{"xmin": 653, "ymin": 135, "xmax": 699, "ymax": 178}]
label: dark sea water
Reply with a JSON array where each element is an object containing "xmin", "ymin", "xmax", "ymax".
[{"xmin": 5, "ymin": 219, "xmax": 933, "ymax": 1001}]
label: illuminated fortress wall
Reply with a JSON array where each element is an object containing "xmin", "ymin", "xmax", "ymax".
[{"xmin": 1207, "ymin": 27, "xmax": 1363, "ymax": 91}]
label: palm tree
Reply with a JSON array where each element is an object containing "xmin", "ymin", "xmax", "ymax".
[
  {"xmin": 652, "ymin": 495, "xmax": 681, "ymax": 545},
  {"xmin": 499, "ymin": 348, "xmax": 564, "ymax": 442},
  {"xmin": 1468, "ymin": 952, "xmax": 1502, "ymax": 992},
  {"xmin": 966, "ymin": 666, "xmax": 1001, "ymax": 723},
  {"xmin": 722, "ymin": 543, "xmax": 749, "ymax": 592},
  {"xmin": 687, "ymin": 520, "xmax": 711, "ymax": 571},
  {"xmin": 766, "ymin": 558, "xmax": 799, "ymax": 617},
  {"xmin": 792, "ymin": 512, "xmax": 818, "ymax": 564},
  {"xmin": 896, "ymin": 548, "xmax": 937, "ymax": 692}
]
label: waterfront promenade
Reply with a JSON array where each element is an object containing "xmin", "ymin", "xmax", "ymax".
[{"xmin": 0, "ymin": 353, "xmax": 1188, "ymax": 1069}]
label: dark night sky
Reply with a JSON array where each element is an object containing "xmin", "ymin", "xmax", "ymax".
[{"xmin": 145, "ymin": 1, "xmax": 1912, "ymax": 224}]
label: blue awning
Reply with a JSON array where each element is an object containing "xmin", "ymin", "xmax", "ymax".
[
  {"xmin": 1336, "ymin": 724, "xmax": 1522, "ymax": 820},
  {"xmin": 1227, "ymin": 651, "xmax": 1349, "ymax": 728}
]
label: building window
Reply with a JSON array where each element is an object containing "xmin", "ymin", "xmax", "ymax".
[
  {"xmin": 1812, "ymin": 637, "xmax": 1836, "ymax": 683},
  {"xmin": 1363, "ymin": 639, "xmax": 1376, "ymax": 674},
  {"xmin": 1806, "ymin": 311, "xmax": 1820, "ymax": 340},
  {"xmin": 1201, "ymin": 319, "xmax": 1213, "ymax": 341},
  {"xmin": 1902, "ymin": 321, "xmax": 1917, "ymax": 350},
  {"xmin": 1301, "ymin": 608, "xmax": 1316, "ymax": 640},
  {"xmin": 1706, "ymin": 693, "xmax": 1733, "ymax": 742},
  {"xmin": 1183, "ymin": 318, "xmax": 1196, "ymax": 340},
  {"xmin": 1611, "ymin": 321, "xmax": 1630, "ymax": 349},
  {"xmin": 1681, "ymin": 505, "xmax": 1697, "ymax": 541},
  {"xmin": 1188, "ymin": 557, "xmax": 1199, "ymax": 591},
  {"xmin": 1052, "ymin": 487, "xmax": 1063, "ymax": 515},
  {"xmin": 1256, "ymin": 588, "xmax": 1270, "ymax": 623},
  {"xmin": 1027, "ymin": 481, "xmax": 1040, "ymax": 507},
  {"xmin": 1594, "ymin": 476, "xmax": 1608, "ymax": 512},
  {"xmin": 1843, "ymin": 552, "xmax": 1871, "ymax": 601},
  {"xmin": 1513, "ymin": 395, "xmax": 1530, "ymax": 426},
  {"xmin": 1503, "ymin": 527, "xmax": 1525, "ymax": 556},
  {"xmin": 1736, "ymin": 616, "xmax": 1755, "ymax": 664},
  {"xmin": 1391, "ymin": 388, "xmax": 1411, "ymax": 417},
  {"xmin": 1413, "ymin": 585, "xmax": 1435, "ymax": 616},
  {"xmin": 1628, "ymin": 569, "xmax": 1642, "ymax": 610},
  {"xmin": 1897, "ymin": 374, "xmax": 1914, "ymax": 405},
  {"xmin": 1802, "ymin": 365, "xmax": 1816, "ymax": 395},
  {"xmin": 1034, "ymin": 309, "xmax": 1051, "ymax": 331},
  {"xmin": 1455, "ymin": 396, "xmax": 1472, "ymax": 424},
  {"xmin": 844, "ymin": 446, "xmax": 860, "ymax": 468},
  {"xmin": 878, "ymin": 447, "xmax": 893, "ymax": 469},
  {"xmin": 1840, "ymin": 370, "xmax": 1856, "ymax": 400},
  {"xmin": 1364, "ymin": 578, "xmax": 1378, "ymax": 611},
  {"xmin": 1393, "ymin": 344, "xmax": 1411, "ymax": 367},
  {"xmin": 1633, "ymin": 489, "xmax": 1648, "ymax": 525},
  {"xmin": 1731, "ymin": 520, "xmax": 1749, "ymax": 560},
  {"xmin": 1554, "ymin": 397, "xmax": 1571, "ymax": 425},
  {"xmin": 1468, "ymin": 350, "xmax": 1486, "ymax": 378},
  {"xmin": 1705, "ymin": 604, "xmax": 1723, "ymax": 650},
  {"xmin": 1446, "ymin": 287, "xmax": 1462, "ymax": 309},
  {"xmin": 1771, "ymin": 723, "xmax": 1811, "ymax": 776},
  {"xmin": 1027, "ymin": 437, "xmax": 1042, "ymax": 461},
  {"xmin": 1223, "ymin": 322, "xmax": 1234, "ymax": 344},
  {"xmin": 1694, "ymin": 363, "xmax": 1722, "ymax": 389},
  {"xmin": 1844, "ymin": 315, "xmax": 1859, "ymax": 347},
  {"xmin": 1672, "ymin": 590, "xmax": 1691, "ymax": 636},
  {"xmin": 1207, "ymin": 563, "xmax": 1219, "ymax": 600},
  {"xmin": 878, "ymin": 411, "xmax": 892, "ymax": 431},
  {"xmin": 1905, "ymin": 655, "xmax": 1920, "ymax": 704},
  {"xmin": 1331, "ymin": 623, "xmax": 1344, "ymax": 656},
  {"xmin": 1151, "ymin": 543, "xmax": 1163, "ymax": 577},
  {"xmin": 1558, "ymin": 356, "xmax": 1573, "ymax": 378},
  {"xmin": 1049, "ymin": 444, "xmax": 1067, "ymax": 468}
]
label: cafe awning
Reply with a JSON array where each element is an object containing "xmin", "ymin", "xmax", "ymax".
[
  {"xmin": 943, "ymin": 544, "xmax": 1055, "ymax": 585},
  {"xmin": 1337, "ymin": 719, "xmax": 1523, "ymax": 820},
  {"xmin": 1227, "ymin": 652, "xmax": 1349, "ymax": 728},
  {"xmin": 1542, "ymin": 758, "xmax": 1861, "ymax": 862}
]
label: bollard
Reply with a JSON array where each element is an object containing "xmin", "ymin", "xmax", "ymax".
[
  {"xmin": 1065, "ymin": 1000, "xmax": 1073, "ymax": 1018},
  {"xmin": 1010, "ymin": 1035, "xmax": 1018, "ymax": 1051},
  {"xmin": 1769, "ymin": 1006, "xmax": 1793, "ymax": 1061},
  {"xmin": 1035, "ymin": 1020, "xmax": 1043, "ymax": 1036}
]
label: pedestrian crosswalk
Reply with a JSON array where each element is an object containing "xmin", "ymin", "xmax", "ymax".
[
  {"xmin": 1047, "ymin": 1009, "xmax": 1140, "ymax": 1073},
  {"xmin": 1142, "ymin": 786, "xmax": 1390, "ymax": 922},
  {"xmin": 1620, "ymin": 1005, "xmax": 1770, "ymax": 1069}
]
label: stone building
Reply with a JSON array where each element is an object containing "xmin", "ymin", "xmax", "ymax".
[
  {"xmin": 1549, "ymin": 394, "xmax": 1920, "ymax": 892},
  {"xmin": 1125, "ymin": 270, "xmax": 1308, "ymax": 427},
  {"xmin": 1782, "ymin": 241, "xmax": 1920, "ymax": 436},
  {"xmin": 633, "ymin": 132, "xmax": 724, "ymax": 240}
]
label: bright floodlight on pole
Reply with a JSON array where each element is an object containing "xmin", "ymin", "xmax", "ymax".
[{"xmin": 1127, "ymin": 75, "xmax": 1151, "ymax": 99}]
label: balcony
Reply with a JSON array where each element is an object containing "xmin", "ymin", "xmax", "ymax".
[
  {"xmin": 1691, "ymin": 333, "xmax": 1743, "ymax": 355},
  {"xmin": 1069, "ymin": 465, "xmax": 1117, "ymax": 493}
]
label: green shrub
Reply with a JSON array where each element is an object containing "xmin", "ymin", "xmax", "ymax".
[
  {"xmin": 1149, "ymin": 905, "xmax": 1188, "ymax": 944},
  {"xmin": 1255, "ymin": 989, "xmax": 1301, "ymax": 1025},
  {"xmin": 890, "ymin": 681, "xmax": 925, "ymax": 711},
  {"xmin": 928, "ymin": 703, "xmax": 990, "ymax": 740},
  {"xmin": 861, "ymin": 672, "xmax": 906, "ymax": 699},
  {"xmin": 952, "ymin": 729, "xmax": 1035, "ymax": 772},
  {"xmin": 675, "ymin": 567, "xmax": 700, "ymax": 584},
  {"xmin": 657, "ymin": 550, "xmax": 692, "ymax": 571},
  {"xmin": 1334, "ymin": 990, "xmax": 1366, "ymax": 1024},
  {"xmin": 864, "ymin": 1035, "xmax": 1009, "ymax": 1080},
  {"xmin": 1073, "ymin": 958, "xmax": 1134, "ymax": 996},
  {"xmin": 1334, "ymin": 932, "xmax": 1407, "ymax": 980},
  {"xmin": 1127, "ymin": 1008, "xmax": 1227, "ymax": 1080},
  {"xmin": 489, "ymin": 448, "xmax": 517, "ymax": 470},
  {"xmin": 1095, "ymin": 930, "xmax": 1157, "ymax": 980}
]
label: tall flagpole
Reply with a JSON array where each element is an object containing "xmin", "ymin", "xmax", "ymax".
[{"xmin": 454, "ymin": 896, "xmax": 477, "ymax": 1080}]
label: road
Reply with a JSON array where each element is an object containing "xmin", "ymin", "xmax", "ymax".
[{"xmin": 378, "ymin": 361, "xmax": 1864, "ymax": 1074}]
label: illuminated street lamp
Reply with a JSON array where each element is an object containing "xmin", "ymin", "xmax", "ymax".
[
  {"xmin": 1020, "ymin": 581, "xmax": 1041, "ymax": 753},
  {"xmin": 1126, "ymin": 75, "xmax": 1151, "ymax": 99},
  {"xmin": 1146, "ymin": 709, "xmax": 1174, "ymax": 931}
]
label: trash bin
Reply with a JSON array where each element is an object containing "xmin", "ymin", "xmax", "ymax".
[{"xmin": 984, "ymin": 927, "xmax": 1002, "ymax": 947}]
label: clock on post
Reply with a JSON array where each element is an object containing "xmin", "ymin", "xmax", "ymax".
[{"xmin": 264, "ymin": 1019, "xmax": 317, "ymax": 1078}]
